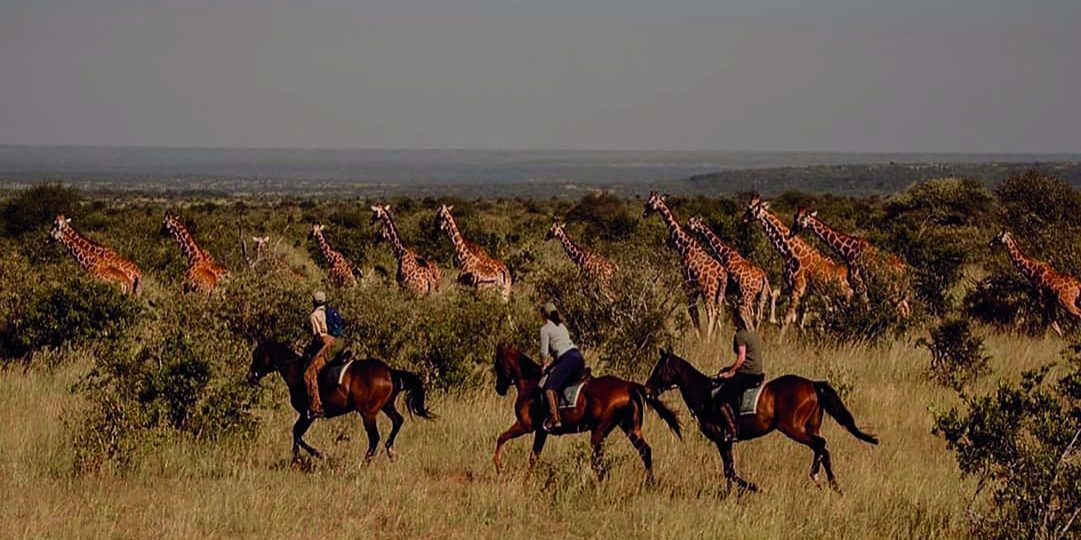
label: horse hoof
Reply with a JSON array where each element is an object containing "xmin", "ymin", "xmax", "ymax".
[{"xmin": 386, "ymin": 448, "xmax": 398, "ymax": 462}]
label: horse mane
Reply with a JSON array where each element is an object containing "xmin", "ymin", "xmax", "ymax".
[
  {"xmin": 258, "ymin": 340, "xmax": 301, "ymax": 362},
  {"xmin": 496, "ymin": 344, "xmax": 542, "ymax": 381}
]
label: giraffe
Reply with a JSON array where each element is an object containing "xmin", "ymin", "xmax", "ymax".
[
  {"xmin": 370, "ymin": 204, "xmax": 442, "ymax": 295},
  {"xmin": 686, "ymin": 216, "xmax": 776, "ymax": 329},
  {"xmin": 308, "ymin": 222, "xmax": 358, "ymax": 288},
  {"xmin": 435, "ymin": 205, "xmax": 512, "ymax": 299},
  {"xmin": 545, "ymin": 221, "xmax": 618, "ymax": 291},
  {"xmin": 789, "ymin": 208, "xmax": 911, "ymax": 317},
  {"xmin": 991, "ymin": 230, "xmax": 1081, "ymax": 336},
  {"xmin": 48, "ymin": 213, "xmax": 143, "ymax": 294},
  {"xmin": 161, "ymin": 212, "xmax": 230, "ymax": 293},
  {"xmin": 642, "ymin": 192, "xmax": 728, "ymax": 340},
  {"xmin": 743, "ymin": 197, "xmax": 852, "ymax": 333},
  {"xmin": 248, "ymin": 235, "xmax": 305, "ymax": 280}
]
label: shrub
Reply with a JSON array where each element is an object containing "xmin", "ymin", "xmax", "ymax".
[
  {"xmin": 808, "ymin": 268, "xmax": 916, "ymax": 346},
  {"xmin": 531, "ymin": 245, "xmax": 688, "ymax": 376},
  {"xmin": 0, "ymin": 274, "xmax": 142, "ymax": 361},
  {"xmin": 1, "ymin": 183, "xmax": 83, "ymax": 237},
  {"xmin": 964, "ymin": 271, "xmax": 1049, "ymax": 335},
  {"xmin": 565, "ymin": 192, "xmax": 638, "ymax": 242},
  {"xmin": 932, "ymin": 349, "xmax": 1080, "ymax": 540},
  {"xmin": 918, "ymin": 319, "xmax": 989, "ymax": 390},
  {"xmin": 72, "ymin": 328, "xmax": 260, "ymax": 472}
]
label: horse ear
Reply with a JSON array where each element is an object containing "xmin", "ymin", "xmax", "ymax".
[{"xmin": 658, "ymin": 347, "xmax": 668, "ymax": 357}]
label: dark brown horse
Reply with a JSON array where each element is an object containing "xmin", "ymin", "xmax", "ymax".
[
  {"xmin": 645, "ymin": 349, "xmax": 878, "ymax": 492},
  {"xmin": 493, "ymin": 345, "xmax": 681, "ymax": 481},
  {"xmin": 249, "ymin": 341, "xmax": 434, "ymax": 464}
]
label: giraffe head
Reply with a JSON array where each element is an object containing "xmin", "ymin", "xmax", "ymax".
[
  {"xmin": 685, "ymin": 216, "xmax": 709, "ymax": 237},
  {"xmin": 308, "ymin": 222, "xmax": 325, "ymax": 239},
  {"xmin": 160, "ymin": 211, "xmax": 184, "ymax": 237},
  {"xmin": 48, "ymin": 213, "xmax": 72, "ymax": 243},
  {"xmin": 369, "ymin": 204, "xmax": 391, "ymax": 226},
  {"xmin": 742, "ymin": 196, "xmax": 768, "ymax": 224},
  {"xmin": 989, "ymin": 230, "xmax": 1012, "ymax": 250},
  {"xmin": 788, "ymin": 207, "xmax": 817, "ymax": 238},
  {"xmin": 544, "ymin": 221, "xmax": 565, "ymax": 242},
  {"xmin": 252, "ymin": 236, "xmax": 270, "ymax": 253},
  {"xmin": 643, "ymin": 191, "xmax": 666, "ymax": 218},
  {"xmin": 436, "ymin": 204, "xmax": 456, "ymax": 233}
]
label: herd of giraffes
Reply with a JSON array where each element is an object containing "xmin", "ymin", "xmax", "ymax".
[{"xmin": 47, "ymin": 193, "xmax": 1081, "ymax": 336}]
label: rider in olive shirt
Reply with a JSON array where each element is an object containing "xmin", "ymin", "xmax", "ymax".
[{"xmin": 714, "ymin": 315, "xmax": 766, "ymax": 443}]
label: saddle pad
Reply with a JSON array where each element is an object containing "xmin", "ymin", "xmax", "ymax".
[
  {"xmin": 739, "ymin": 384, "xmax": 766, "ymax": 416},
  {"xmin": 320, "ymin": 360, "xmax": 354, "ymax": 389},
  {"xmin": 558, "ymin": 382, "xmax": 585, "ymax": 409}
]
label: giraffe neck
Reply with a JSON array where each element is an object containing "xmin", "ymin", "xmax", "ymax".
[
  {"xmin": 379, "ymin": 215, "xmax": 407, "ymax": 259},
  {"xmin": 167, "ymin": 223, "xmax": 205, "ymax": 267},
  {"xmin": 443, "ymin": 216, "xmax": 473, "ymax": 263},
  {"xmin": 698, "ymin": 227, "xmax": 737, "ymax": 265},
  {"xmin": 1003, "ymin": 235, "xmax": 1041, "ymax": 281},
  {"xmin": 555, "ymin": 229, "xmax": 588, "ymax": 267},
  {"xmin": 58, "ymin": 227, "xmax": 106, "ymax": 269},
  {"xmin": 656, "ymin": 202, "xmax": 695, "ymax": 258},
  {"xmin": 757, "ymin": 210, "xmax": 798, "ymax": 261},
  {"xmin": 313, "ymin": 230, "xmax": 338, "ymax": 261},
  {"xmin": 806, "ymin": 215, "xmax": 858, "ymax": 261}
]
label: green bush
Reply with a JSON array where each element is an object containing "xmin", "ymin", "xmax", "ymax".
[
  {"xmin": 0, "ymin": 274, "xmax": 142, "ymax": 361},
  {"xmin": 73, "ymin": 328, "xmax": 260, "ymax": 472},
  {"xmin": 964, "ymin": 271, "xmax": 1050, "ymax": 336},
  {"xmin": 564, "ymin": 192, "xmax": 639, "ymax": 242},
  {"xmin": 1, "ymin": 183, "xmax": 83, "ymax": 237},
  {"xmin": 918, "ymin": 319, "xmax": 989, "ymax": 391},
  {"xmin": 933, "ymin": 350, "xmax": 1080, "ymax": 540},
  {"xmin": 532, "ymin": 245, "xmax": 688, "ymax": 377}
]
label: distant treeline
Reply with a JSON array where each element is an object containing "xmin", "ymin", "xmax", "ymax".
[
  {"xmin": 2, "ymin": 161, "xmax": 1080, "ymax": 198},
  {"xmin": 684, "ymin": 161, "xmax": 1081, "ymax": 196}
]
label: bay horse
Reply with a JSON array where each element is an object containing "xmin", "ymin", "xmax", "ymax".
[
  {"xmin": 493, "ymin": 344, "xmax": 682, "ymax": 481},
  {"xmin": 248, "ymin": 341, "xmax": 434, "ymax": 464},
  {"xmin": 645, "ymin": 349, "xmax": 878, "ymax": 492}
]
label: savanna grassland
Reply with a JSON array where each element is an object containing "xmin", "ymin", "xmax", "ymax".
[{"xmin": 1, "ymin": 172, "xmax": 1079, "ymax": 539}]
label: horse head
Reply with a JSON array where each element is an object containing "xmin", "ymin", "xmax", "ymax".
[
  {"xmin": 493, "ymin": 344, "xmax": 517, "ymax": 396},
  {"xmin": 645, "ymin": 347, "xmax": 680, "ymax": 396},
  {"xmin": 248, "ymin": 341, "xmax": 294, "ymax": 384}
]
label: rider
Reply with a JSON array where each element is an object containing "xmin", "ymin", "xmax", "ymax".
[
  {"xmin": 714, "ymin": 314, "xmax": 765, "ymax": 443},
  {"xmin": 304, "ymin": 290, "xmax": 342, "ymax": 419},
  {"xmin": 538, "ymin": 302, "xmax": 585, "ymax": 432}
]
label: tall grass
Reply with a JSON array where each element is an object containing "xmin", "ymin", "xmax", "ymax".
[{"xmin": 2, "ymin": 332, "xmax": 1069, "ymax": 539}]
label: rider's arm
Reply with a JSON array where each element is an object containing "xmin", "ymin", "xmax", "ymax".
[
  {"xmin": 539, "ymin": 326, "xmax": 551, "ymax": 367},
  {"xmin": 722, "ymin": 345, "xmax": 747, "ymax": 378}
]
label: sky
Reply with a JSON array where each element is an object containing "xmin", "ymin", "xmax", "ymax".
[{"xmin": 1, "ymin": 1, "xmax": 1079, "ymax": 153}]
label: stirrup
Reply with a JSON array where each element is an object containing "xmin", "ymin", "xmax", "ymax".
[
  {"xmin": 543, "ymin": 418, "xmax": 562, "ymax": 433},
  {"xmin": 307, "ymin": 409, "xmax": 325, "ymax": 420}
]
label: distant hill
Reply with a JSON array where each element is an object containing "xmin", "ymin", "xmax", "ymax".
[{"xmin": 681, "ymin": 161, "xmax": 1081, "ymax": 197}]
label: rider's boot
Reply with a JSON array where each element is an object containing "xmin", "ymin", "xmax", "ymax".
[
  {"xmin": 544, "ymin": 389, "xmax": 562, "ymax": 432},
  {"xmin": 718, "ymin": 402, "xmax": 738, "ymax": 444}
]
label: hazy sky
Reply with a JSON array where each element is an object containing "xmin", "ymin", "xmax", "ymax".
[{"xmin": 2, "ymin": 1, "xmax": 1079, "ymax": 152}]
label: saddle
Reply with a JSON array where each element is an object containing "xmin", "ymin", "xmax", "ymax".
[
  {"xmin": 317, "ymin": 349, "xmax": 355, "ymax": 389},
  {"xmin": 710, "ymin": 377, "xmax": 766, "ymax": 416},
  {"xmin": 557, "ymin": 367, "xmax": 593, "ymax": 409}
]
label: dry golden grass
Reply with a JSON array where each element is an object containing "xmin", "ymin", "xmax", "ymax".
[{"xmin": 0, "ymin": 331, "xmax": 1069, "ymax": 539}]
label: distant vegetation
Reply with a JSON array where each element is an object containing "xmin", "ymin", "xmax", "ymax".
[{"xmin": 1, "ymin": 170, "xmax": 1079, "ymax": 538}]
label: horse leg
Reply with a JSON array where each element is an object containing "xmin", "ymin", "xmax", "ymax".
[
  {"xmin": 381, "ymin": 403, "xmax": 405, "ymax": 462},
  {"xmin": 360, "ymin": 413, "xmax": 380, "ymax": 464},
  {"xmin": 811, "ymin": 435, "xmax": 841, "ymax": 493},
  {"xmin": 620, "ymin": 416, "xmax": 653, "ymax": 484},
  {"xmin": 527, "ymin": 431, "xmax": 548, "ymax": 478},
  {"xmin": 292, "ymin": 415, "xmax": 322, "ymax": 460},
  {"xmin": 590, "ymin": 420, "xmax": 617, "ymax": 481},
  {"xmin": 714, "ymin": 440, "xmax": 756, "ymax": 493},
  {"xmin": 494, "ymin": 421, "xmax": 530, "ymax": 474}
]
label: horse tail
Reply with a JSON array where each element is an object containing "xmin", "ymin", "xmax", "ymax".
[
  {"xmin": 392, "ymin": 369, "xmax": 436, "ymax": 420},
  {"xmin": 814, "ymin": 381, "xmax": 878, "ymax": 445},
  {"xmin": 631, "ymin": 384, "xmax": 682, "ymax": 440}
]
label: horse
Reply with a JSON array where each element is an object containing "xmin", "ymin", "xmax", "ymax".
[
  {"xmin": 248, "ymin": 341, "xmax": 434, "ymax": 464},
  {"xmin": 493, "ymin": 344, "xmax": 682, "ymax": 482},
  {"xmin": 645, "ymin": 349, "xmax": 878, "ymax": 493}
]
